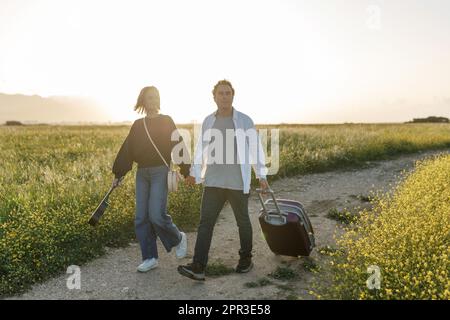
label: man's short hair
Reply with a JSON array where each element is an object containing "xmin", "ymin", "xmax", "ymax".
[{"xmin": 212, "ymin": 79, "xmax": 235, "ymax": 97}]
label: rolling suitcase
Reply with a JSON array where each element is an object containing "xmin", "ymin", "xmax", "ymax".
[
  {"xmin": 265, "ymin": 198, "xmax": 314, "ymax": 235},
  {"xmin": 257, "ymin": 189, "xmax": 315, "ymax": 257}
]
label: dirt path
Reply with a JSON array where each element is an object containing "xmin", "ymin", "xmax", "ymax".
[{"xmin": 10, "ymin": 149, "xmax": 450, "ymax": 300}]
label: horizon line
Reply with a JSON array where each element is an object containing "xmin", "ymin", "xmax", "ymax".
[{"xmin": 2, "ymin": 120, "xmax": 448, "ymax": 127}]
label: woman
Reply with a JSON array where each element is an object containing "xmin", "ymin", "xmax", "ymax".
[{"xmin": 112, "ymin": 86, "xmax": 190, "ymax": 272}]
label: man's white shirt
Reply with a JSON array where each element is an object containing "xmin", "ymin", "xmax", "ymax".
[{"xmin": 189, "ymin": 108, "xmax": 268, "ymax": 194}]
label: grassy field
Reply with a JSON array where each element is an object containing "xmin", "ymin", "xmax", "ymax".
[
  {"xmin": 321, "ymin": 154, "xmax": 450, "ymax": 300},
  {"xmin": 263, "ymin": 123, "xmax": 450, "ymax": 177},
  {"xmin": 0, "ymin": 123, "xmax": 449, "ymax": 296}
]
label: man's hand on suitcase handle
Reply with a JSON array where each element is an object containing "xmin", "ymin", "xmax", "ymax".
[{"xmin": 258, "ymin": 178, "xmax": 270, "ymax": 194}]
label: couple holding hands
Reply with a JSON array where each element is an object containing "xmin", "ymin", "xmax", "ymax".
[{"xmin": 112, "ymin": 80, "xmax": 269, "ymax": 281}]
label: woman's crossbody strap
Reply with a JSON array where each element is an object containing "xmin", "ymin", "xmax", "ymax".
[{"xmin": 143, "ymin": 118, "xmax": 170, "ymax": 168}]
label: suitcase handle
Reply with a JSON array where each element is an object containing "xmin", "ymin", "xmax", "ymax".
[
  {"xmin": 265, "ymin": 214, "xmax": 286, "ymax": 225},
  {"xmin": 256, "ymin": 188, "xmax": 283, "ymax": 217}
]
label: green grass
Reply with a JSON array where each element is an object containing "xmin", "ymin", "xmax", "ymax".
[
  {"xmin": 326, "ymin": 208, "xmax": 358, "ymax": 224},
  {"xmin": 302, "ymin": 259, "xmax": 321, "ymax": 273},
  {"xmin": 322, "ymin": 154, "xmax": 450, "ymax": 299},
  {"xmin": 0, "ymin": 125, "xmax": 202, "ymax": 296},
  {"xmin": 258, "ymin": 123, "xmax": 450, "ymax": 181},
  {"xmin": 357, "ymin": 195, "xmax": 371, "ymax": 202},
  {"xmin": 269, "ymin": 266, "xmax": 298, "ymax": 281},
  {"xmin": 317, "ymin": 246, "xmax": 342, "ymax": 256},
  {"xmin": 205, "ymin": 261, "xmax": 235, "ymax": 277},
  {"xmin": 1, "ymin": 123, "xmax": 449, "ymax": 296},
  {"xmin": 244, "ymin": 277, "xmax": 273, "ymax": 288}
]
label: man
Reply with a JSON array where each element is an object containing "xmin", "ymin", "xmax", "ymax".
[{"xmin": 178, "ymin": 80, "xmax": 269, "ymax": 281}]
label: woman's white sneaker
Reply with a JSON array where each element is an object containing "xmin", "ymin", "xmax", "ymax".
[
  {"xmin": 175, "ymin": 232, "xmax": 187, "ymax": 259},
  {"xmin": 137, "ymin": 258, "xmax": 158, "ymax": 272}
]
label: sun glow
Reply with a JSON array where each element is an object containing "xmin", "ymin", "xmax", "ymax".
[{"xmin": 1, "ymin": 0, "xmax": 449, "ymax": 124}]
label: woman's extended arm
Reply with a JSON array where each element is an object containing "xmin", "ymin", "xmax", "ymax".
[{"xmin": 112, "ymin": 125, "xmax": 135, "ymax": 180}]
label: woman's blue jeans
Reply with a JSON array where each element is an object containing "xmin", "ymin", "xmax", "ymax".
[{"xmin": 135, "ymin": 166, "xmax": 182, "ymax": 260}]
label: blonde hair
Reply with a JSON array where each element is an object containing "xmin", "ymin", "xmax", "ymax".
[{"xmin": 134, "ymin": 86, "xmax": 160, "ymax": 115}]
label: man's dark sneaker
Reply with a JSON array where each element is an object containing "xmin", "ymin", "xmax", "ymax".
[
  {"xmin": 235, "ymin": 256, "xmax": 253, "ymax": 273},
  {"xmin": 177, "ymin": 262, "xmax": 205, "ymax": 281}
]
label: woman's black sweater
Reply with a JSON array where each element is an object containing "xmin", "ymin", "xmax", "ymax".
[{"xmin": 112, "ymin": 115, "xmax": 191, "ymax": 179}]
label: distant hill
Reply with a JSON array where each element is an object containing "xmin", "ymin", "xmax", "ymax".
[
  {"xmin": 0, "ymin": 93, "xmax": 107, "ymax": 124},
  {"xmin": 407, "ymin": 116, "xmax": 449, "ymax": 123},
  {"xmin": 5, "ymin": 120, "xmax": 23, "ymax": 126}
]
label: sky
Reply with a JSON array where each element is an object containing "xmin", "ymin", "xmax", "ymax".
[{"xmin": 0, "ymin": 0, "xmax": 449, "ymax": 124}]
